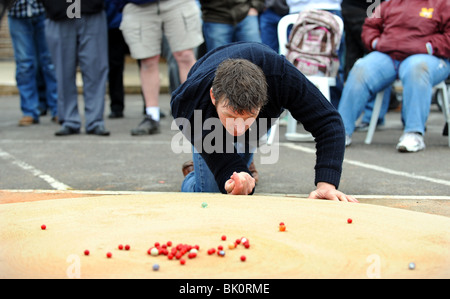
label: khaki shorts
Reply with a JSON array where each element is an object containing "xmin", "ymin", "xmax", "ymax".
[{"xmin": 120, "ymin": 0, "xmax": 204, "ymax": 59}]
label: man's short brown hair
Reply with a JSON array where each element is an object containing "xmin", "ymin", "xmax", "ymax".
[{"xmin": 212, "ymin": 59, "xmax": 268, "ymax": 115}]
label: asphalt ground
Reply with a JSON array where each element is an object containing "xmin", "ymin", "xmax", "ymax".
[{"xmin": 0, "ymin": 92, "xmax": 449, "ymax": 216}]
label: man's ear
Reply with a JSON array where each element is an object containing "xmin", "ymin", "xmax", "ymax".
[{"xmin": 210, "ymin": 88, "xmax": 216, "ymax": 106}]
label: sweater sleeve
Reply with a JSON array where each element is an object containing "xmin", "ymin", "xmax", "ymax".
[
  {"xmin": 280, "ymin": 63, "xmax": 345, "ymax": 189},
  {"xmin": 428, "ymin": 1, "xmax": 450, "ymax": 58},
  {"xmin": 361, "ymin": 3, "xmax": 385, "ymax": 52}
]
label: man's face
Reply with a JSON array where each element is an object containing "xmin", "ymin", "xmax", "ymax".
[{"xmin": 210, "ymin": 89, "xmax": 259, "ymax": 136}]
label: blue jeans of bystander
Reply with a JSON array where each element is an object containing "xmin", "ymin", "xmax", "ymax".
[
  {"xmin": 259, "ymin": 8, "xmax": 285, "ymax": 53},
  {"xmin": 202, "ymin": 15, "xmax": 261, "ymax": 52},
  {"xmin": 8, "ymin": 13, "xmax": 58, "ymax": 120},
  {"xmin": 338, "ymin": 51, "xmax": 450, "ymax": 136}
]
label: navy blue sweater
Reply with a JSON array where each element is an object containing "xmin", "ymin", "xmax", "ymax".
[{"xmin": 171, "ymin": 42, "xmax": 345, "ymax": 194}]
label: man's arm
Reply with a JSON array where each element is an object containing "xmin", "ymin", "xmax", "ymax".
[
  {"xmin": 428, "ymin": 2, "xmax": 450, "ymax": 58},
  {"xmin": 361, "ymin": 2, "xmax": 386, "ymax": 52},
  {"xmin": 279, "ymin": 60, "xmax": 355, "ymax": 202}
]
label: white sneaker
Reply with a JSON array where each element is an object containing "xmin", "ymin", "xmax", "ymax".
[
  {"xmin": 396, "ymin": 132, "xmax": 425, "ymax": 153},
  {"xmin": 345, "ymin": 135, "xmax": 352, "ymax": 147}
]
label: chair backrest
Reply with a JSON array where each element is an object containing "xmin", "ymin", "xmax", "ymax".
[{"xmin": 277, "ymin": 12, "xmax": 344, "ymax": 56}]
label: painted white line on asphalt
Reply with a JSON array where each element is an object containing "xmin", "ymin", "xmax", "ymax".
[
  {"xmin": 343, "ymin": 159, "xmax": 450, "ymax": 187},
  {"xmin": 0, "ymin": 139, "xmax": 172, "ymax": 145},
  {"xmin": 0, "ymin": 148, "xmax": 72, "ymax": 190},
  {"xmin": 281, "ymin": 143, "xmax": 450, "ymax": 187}
]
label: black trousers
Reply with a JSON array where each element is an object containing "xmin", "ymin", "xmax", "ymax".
[
  {"xmin": 341, "ymin": 3, "xmax": 370, "ymax": 81},
  {"xmin": 108, "ymin": 27, "xmax": 129, "ymax": 114}
]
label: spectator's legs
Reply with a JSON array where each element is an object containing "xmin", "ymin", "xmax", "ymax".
[
  {"xmin": 202, "ymin": 22, "xmax": 234, "ymax": 52},
  {"xmin": 337, "ymin": 51, "xmax": 397, "ymax": 136},
  {"xmin": 34, "ymin": 14, "xmax": 58, "ymax": 119},
  {"xmin": 172, "ymin": 49, "xmax": 197, "ymax": 84},
  {"xmin": 399, "ymin": 55, "xmax": 450, "ymax": 135},
  {"xmin": 139, "ymin": 55, "xmax": 161, "ymax": 110},
  {"xmin": 259, "ymin": 8, "xmax": 284, "ymax": 53},
  {"xmin": 45, "ymin": 17, "xmax": 80, "ymax": 130},
  {"xmin": 108, "ymin": 27, "xmax": 127, "ymax": 116},
  {"xmin": 77, "ymin": 11, "xmax": 109, "ymax": 132},
  {"xmin": 8, "ymin": 15, "xmax": 40, "ymax": 122},
  {"xmin": 234, "ymin": 14, "xmax": 262, "ymax": 43}
]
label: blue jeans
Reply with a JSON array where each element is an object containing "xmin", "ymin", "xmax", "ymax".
[
  {"xmin": 202, "ymin": 15, "xmax": 261, "ymax": 52},
  {"xmin": 8, "ymin": 13, "xmax": 58, "ymax": 120},
  {"xmin": 338, "ymin": 52, "xmax": 450, "ymax": 136},
  {"xmin": 259, "ymin": 8, "xmax": 285, "ymax": 53},
  {"xmin": 181, "ymin": 147, "xmax": 254, "ymax": 193}
]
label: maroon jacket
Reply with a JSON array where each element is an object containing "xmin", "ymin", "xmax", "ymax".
[{"xmin": 362, "ymin": 0, "xmax": 450, "ymax": 61}]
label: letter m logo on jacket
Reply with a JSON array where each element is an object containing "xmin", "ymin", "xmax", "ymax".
[{"xmin": 419, "ymin": 8, "xmax": 434, "ymax": 19}]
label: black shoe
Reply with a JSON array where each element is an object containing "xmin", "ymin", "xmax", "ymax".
[
  {"xmin": 131, "ymin": 115, "xmax": 160, "ymax": 136},
  {"xmin": 55, "ymin": 126, "xmax": 80, "ymax": 136},
  {"xmin": 108, "ymin": 111, "xmax": 124, "ymax": 119},
  {"xmin": 444, "ymin": 123, "xmax": 448, "ymax": 136},
  {"xmin": 87, "ymin": 125, "xmax": 110, "ymax": 136}
]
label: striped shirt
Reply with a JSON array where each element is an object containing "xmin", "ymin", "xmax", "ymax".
[{"xmin": 8, "ymin": 0, "xmax": 46, "ymax": 18}]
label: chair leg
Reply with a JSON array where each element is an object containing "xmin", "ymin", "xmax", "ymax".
[
  {"xmin": 284, "ymin": 77, "xmax": 332, "ymax": 143},
  {"xmin": 437, "ymin": 81, "xmax": 450, "ymax": 147},
  {"xmin": 365, "ymin": 90, "xmax": 385, "ymax": 144},
  {"xmin": 267, "ymin": 120, "xmax": 278, "ymax": 145},
  {"xmin": 286, "ymin": 111, "xmax": 297, "ymax": 135}
]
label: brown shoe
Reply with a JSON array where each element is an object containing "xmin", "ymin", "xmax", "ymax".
[
  {"xmin": 182, "ymin": 161, "xmax": 194, "ymax": 177},
  {"xmin": 249, "ymin": 160, "xmax": 259, "ymax": 185},
  {"xmin": 18, "ymin": 116, "xmax": 38, "ymax": 126}
]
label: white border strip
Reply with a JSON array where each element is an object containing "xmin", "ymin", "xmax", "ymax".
[{"xmin": 2, "ymin": 189, "xmax": 450, "ymax": 200}]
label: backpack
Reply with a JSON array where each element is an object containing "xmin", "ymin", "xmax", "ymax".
[{"xmin": 285, "ymin": 9, "xmax": 342, "ymax": 77}]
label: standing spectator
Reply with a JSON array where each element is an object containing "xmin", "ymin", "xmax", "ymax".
[
  {"xmin": 41, "ymin": 0, "xmax": 110, "ymax": 136},
  {"xmin": 259, "ymin": 0, "xmax": 289, "ymax": 53},
  {"xmin": 338, "ymin": 0, "xmax": 450, "ymax": 152},
  {"xmin": 119, "ymin": 0, "xmax": 203, "ymax": 136},
  {"xmin": 199, "ymin": 0, "xmax": 265, "ymax": 52},
  {"xmin": 105, "ymin": 1, "xmax": 180, "ymax": 119},
  {"xmin": 8, "ymin": 0, "xmax": 58, "ymax": 126}
]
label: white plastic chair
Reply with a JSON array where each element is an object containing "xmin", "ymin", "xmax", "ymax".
[
  {"xmin": 267, "ymin": 12, "xmax": 344, "ymax": 145},
  {"xmin": 365, "ymin": 80, "xmax": 450, "ymax": 147}
]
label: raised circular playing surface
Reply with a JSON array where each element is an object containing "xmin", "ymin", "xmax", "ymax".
[{"xmin": 1, "ymin": 193, "xmax": 449, "ymax": 278}]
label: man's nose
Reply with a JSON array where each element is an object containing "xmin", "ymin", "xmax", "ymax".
[{"xmin": 234, "ymin": 119, "xmax": 247, "ymax": 136}]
